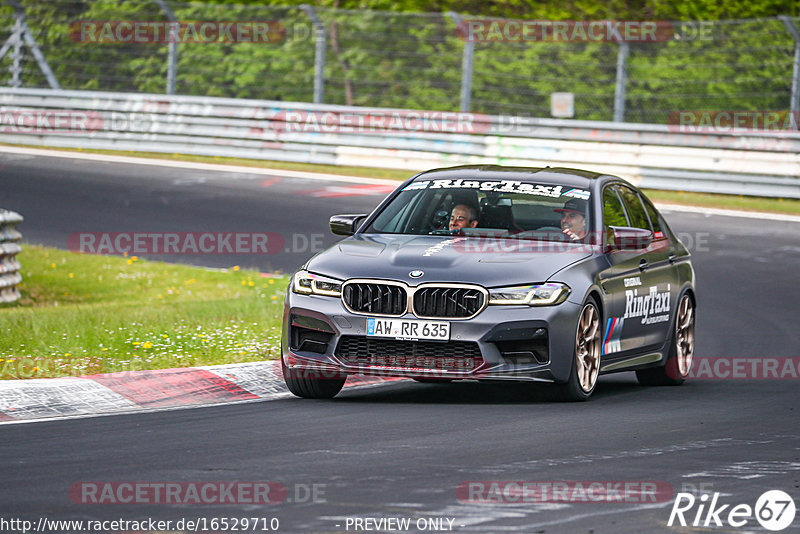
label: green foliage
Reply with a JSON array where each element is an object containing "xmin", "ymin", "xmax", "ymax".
[{"xmin": 0, "ymin": 1, "xmax": 797, "ymax": 123}]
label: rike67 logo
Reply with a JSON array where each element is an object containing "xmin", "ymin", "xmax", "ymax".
[{"xmin": 668, "ymin": 490, "xmax": 796, "ymax": 531}]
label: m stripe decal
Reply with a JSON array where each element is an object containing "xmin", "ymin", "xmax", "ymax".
[{"xmin": 603, "ymin": 317, "xmax": 624, "ymax": 355}]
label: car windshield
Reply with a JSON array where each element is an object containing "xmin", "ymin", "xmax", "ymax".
[{"xmin": 365, "ymin": 178, "xmax": 592, "ymax": 241}]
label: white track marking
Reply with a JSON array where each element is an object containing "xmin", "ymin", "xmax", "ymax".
[
  {"xmin": 2, "ymin": 145, "xmax": 797, "ymax": 222},
  {"xmin": 0, "ymin": 377, "xmax": 138, "ymax": 419},
  {"xmin": 655, "ymin": 202, "xmax": 800, "ymax": 223},
  {"xmin": 0, "ymin": 145, "xmax": 397, "ymax": 185}
]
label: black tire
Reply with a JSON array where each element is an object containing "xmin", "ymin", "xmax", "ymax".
[
  {"xmin": 636, "ymin": 292, "xmax": 695, "ymax": 386},
  {"xmin": 282, "ymin": 358, "xmax": 346, "ymax": 399},
  {"xmin": 553, "ymin": 297, "xmax": 602, "ymax": 402}
]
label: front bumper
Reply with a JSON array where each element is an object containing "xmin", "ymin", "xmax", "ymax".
[{"xmin": 282, "ymin": 289, "xmax": 583, "ymax": 384}]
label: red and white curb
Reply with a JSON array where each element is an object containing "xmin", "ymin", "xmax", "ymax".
[{"xmin": 0, "ymin": 361, "xmax": 400, "ymax": 424}]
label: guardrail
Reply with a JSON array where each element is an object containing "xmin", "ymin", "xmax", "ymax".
[
  {"xmin": 1, "ymin": 87, "xmax": 799, "ymax": 198},
  {"xmin": 0, "ymin": 209, "xmax": 23, "ymax": 304}
]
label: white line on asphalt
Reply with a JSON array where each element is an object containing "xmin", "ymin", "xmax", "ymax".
[
  {"xmin": 0, "ymin": 145, "xmax": 399, "ymax": 185},
  {"xmin": 655, "ymin": 202, "xmax": 800, "ymax": 223},
  {"xmin": 0, "ymin": 395, "xmax": 279, "ymax": 426},
  {"xmin": 0, "ymin": 379, "xmax": 407, "ymax": 426},
  {"xmin": 3, "ymin": 144, "xmax": 798, "ymax": 223}
]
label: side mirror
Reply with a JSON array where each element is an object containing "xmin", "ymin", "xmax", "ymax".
[
  {"xmin": 609, "ymin": 226, "xmax": 652, "ymax": 251},
  {"xmin": 330, "ymin": 214, "xmax": 367, "ymax": 236}
]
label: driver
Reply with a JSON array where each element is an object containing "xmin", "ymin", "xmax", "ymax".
[
  {"xmin": 449, "ymin": 204, "xmax": 478, "ymax": 231},
  {"xmin": 555, "ymin": 198, "xmax": 588, "ymax": 241}
]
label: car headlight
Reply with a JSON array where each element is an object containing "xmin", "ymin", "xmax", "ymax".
[
  {"xmin": 488, "ymin": 282, "xmax": 570, "ymax": 306},
  {"xmin": 292, "ymin": 270, "xmax": 343, "ymax": 297}
]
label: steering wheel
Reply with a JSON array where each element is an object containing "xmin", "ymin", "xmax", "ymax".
[{"xmin": 429, "ymin": 228, "xmax": 456, "ymax": 236}]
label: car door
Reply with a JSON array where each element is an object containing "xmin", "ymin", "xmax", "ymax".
[
  {"xmin": 615, "ymin": 185, "xmax": 677, "ymax": 349},
  {"xmin": 598, "ymin": 184, "xmax": 644, "ymax": 358}
]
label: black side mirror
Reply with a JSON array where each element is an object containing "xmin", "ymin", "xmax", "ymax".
[
  {"xmin": 609, "ymin": 226, "xmax": 653, "ymax": 251},
  {"xmin": 330, "ymin": 214, "xmax": 367, "ymax": 236}
]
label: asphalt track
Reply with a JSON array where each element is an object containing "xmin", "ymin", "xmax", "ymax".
[{"xmin": 1, "ymin": 151, "xmax": 800, "ymax": 533}]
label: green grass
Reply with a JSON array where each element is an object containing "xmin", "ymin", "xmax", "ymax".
[
  {"xmin": 0, "ymin": 245, "xmax": 288, "ymax": 379},
  {"xmin": 5, "ymin": 143, "xmax": 800, "ymax": 216}
]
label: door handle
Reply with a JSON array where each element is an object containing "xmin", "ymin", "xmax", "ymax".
[
  {"xmin": 668, "ymin": 253, "xmax": 676, "ymax": 264},
  {"xmin": 639, "ymin": 259, "xmax": 649, "ymax": 271}
]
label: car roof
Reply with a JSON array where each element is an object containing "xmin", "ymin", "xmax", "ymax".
[{"xmin": 412, "ymin": 165, "xmax": 608, "ymax": 189}]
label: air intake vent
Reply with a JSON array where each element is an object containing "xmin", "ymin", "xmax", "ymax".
[
  {"xmin": 413, "ymin": 286, "xmax": 485, "ymax": 318},
  {"xmin": 343, "ymin": 282, "xmax": 407, "ymax": 316},
  {"xmin": 335, "ymin": 336, "xmax": 483, "ymax": 372}
]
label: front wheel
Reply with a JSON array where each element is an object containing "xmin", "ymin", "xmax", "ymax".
[
  {"xmin": 636, "ymin": 293, "xmax": 695, "ymax": 386},
  {"xmin": 282, "ymin": 358, "xmax": 346, "ymax": 399},
  {"xmin": 554, "ymin": 299, "xmax": 602, "ymax": 401}
]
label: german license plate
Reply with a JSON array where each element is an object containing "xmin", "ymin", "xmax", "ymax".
[{"xmin": 366, "ymin": 318, "xmax": 450, "ymax": 341}]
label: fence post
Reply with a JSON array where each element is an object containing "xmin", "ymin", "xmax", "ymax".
[
  {"xmin": 301, "ymin": 4, "xmax": 326, "ymax": 104},
  {"xmin": 154, "ymin": 0, "xmax": 178, "ymax": 95},
  {"xmin": 447, "ymin": 12, "xmax": 474, "ymax": 113},
  {"xmin": 779, "ymin": 16, "xmax": 800, "ymax": 129},
  {"xmin": 6, "ymin": 0, "xmax": 60, "ymax": 89},
  {"xmin": 9, "ymin": 15, "xmax": 23, "ymax": 88},
  {"xmin": 613, "ymin": 40, "xmax": 629, "ymax": 122}
]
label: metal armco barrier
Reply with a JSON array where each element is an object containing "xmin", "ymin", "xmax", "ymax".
[
  {"xmin": 1, "ymin": 88, "xmax": 799, "ymax": 198},
  {"xmin": 0, "ymin": 209, "xmax": 23, "ymax": 304}
]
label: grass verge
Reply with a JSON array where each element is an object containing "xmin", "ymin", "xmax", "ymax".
[
  {"xmin": 0, "ymin": 245, "xmax": 287, "ymax": 379},
  {"xmin": 5, "ymin": 143, "xmax": 800, "ymax": 216}
]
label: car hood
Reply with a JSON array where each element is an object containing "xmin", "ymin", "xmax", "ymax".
[{"xmin": 305, "ymin": 234, "xmax": 595, "ymax": 287}]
